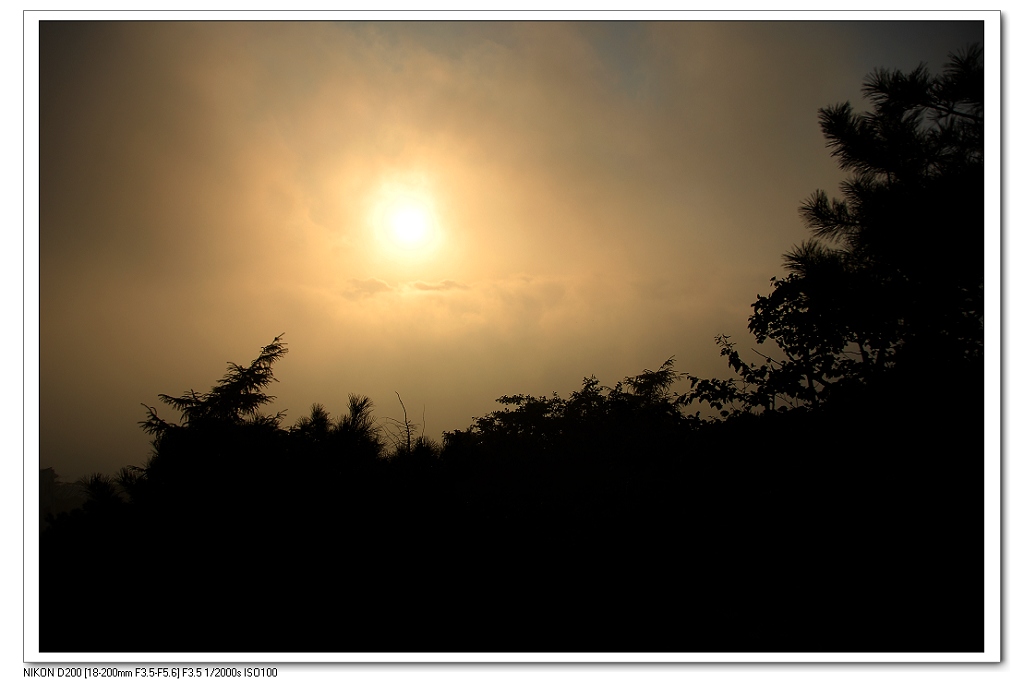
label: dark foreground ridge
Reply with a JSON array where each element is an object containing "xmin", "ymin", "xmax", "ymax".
[
  {"xmin": 39, "ymin": 45, "xmax": 985, "ymax": 654},
  {"xmin": 38, "ymin": 359, "xmax": 983, "ymax": 653}
]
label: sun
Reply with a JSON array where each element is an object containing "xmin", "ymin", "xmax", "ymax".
[
  {"xmin": 370, "ymin": 181, "xmax": 443, "ymax": 262},
  {"xmin": 388, "ymin": 203, "xmax": 431, "ymax": 249}
]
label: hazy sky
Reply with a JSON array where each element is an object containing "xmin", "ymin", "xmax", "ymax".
[{"xmin": 37, "ymin": 19, "xmax": 984, "ymax": 479}]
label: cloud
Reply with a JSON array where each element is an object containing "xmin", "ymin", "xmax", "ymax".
[
  {"xmin": 412, "ymin": 279, "xmax": 469, "ymax": 291},
  {"xmin": 344, "ymin": 278, "xmax": 393, "ymax": 299}
]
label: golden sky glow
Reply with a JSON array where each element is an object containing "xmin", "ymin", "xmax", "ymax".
[{"xmin": 37, "ymin": 19, "xmax": 984, "ymax": 478}]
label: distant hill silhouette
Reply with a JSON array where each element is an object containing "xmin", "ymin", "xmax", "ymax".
[{"xmin": 39, "ymin": 468, "xmax": 86, "ymax": 531}]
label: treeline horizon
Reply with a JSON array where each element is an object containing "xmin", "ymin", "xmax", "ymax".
[{"xmin": 39, "ymin": 46, "xmax": 985, "ymax": 654}]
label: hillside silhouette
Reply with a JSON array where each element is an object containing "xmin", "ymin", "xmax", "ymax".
[{"xmin": 39, "ymin": 46, "xmax": 985, "ymax": 654}]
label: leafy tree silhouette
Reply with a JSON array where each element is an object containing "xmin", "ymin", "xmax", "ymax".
[
  {"xmin": 440, "ymin": 358, "xmax": 693, "ymax": 536},
  {"xmin": 683, "ymin": 45, "xmax": 984, "ymax": 415},
  {"xmin": 448, "ymin": 358, "xmax": 685, "ymax": 455}
]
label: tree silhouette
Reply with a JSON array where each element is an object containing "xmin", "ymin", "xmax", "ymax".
[
  {"xmin": 130, "ymin": 334, "xmax": 290, "ymax": 507},
  {"xmin": 290, "ymin": 394, "xmax": 385, "ymax": 469},
  {"xmin": 291, "ymin": 402, "xmax": 333, "ymax": 443},
  {"xmin": 795, "ymin": 44, "xmax": 982, "ymax": 362},
  {"xmin": 444, "ymin": 358, "xmax": 690, "ymax": 475},
  {"xmin": 140, "ymin": 333, "xmax": 289, "ymax": 435},
  {"xmin": 684, "ymin": 45, "xmax": 984, "ymax": 415}
]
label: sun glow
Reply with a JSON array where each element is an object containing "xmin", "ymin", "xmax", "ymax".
[
  {"xmin": 371, "ymin": 179, "xmax": 444, "ymax": 262},
  {"xmin": 389, "ymin": 203, "xmax": 431, "ymax": 249}
]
